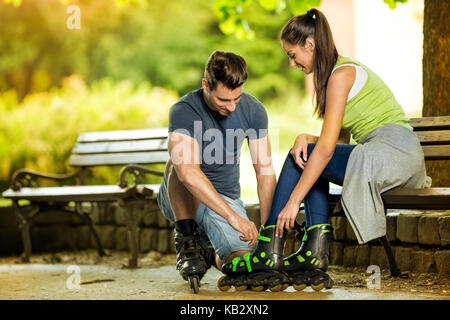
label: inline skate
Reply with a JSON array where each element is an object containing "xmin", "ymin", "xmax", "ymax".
[
  {"xmin": 283, "ymin": 223, "xmax": 334, "ymax": 291},
  {"xmin": 217, "ymin": 225, "xmax": 290, "ymax": 292}
]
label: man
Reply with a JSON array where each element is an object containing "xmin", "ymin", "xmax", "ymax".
[{"xmin": 157, "ymin": 50, "xmax": 276, "ymax": 292}]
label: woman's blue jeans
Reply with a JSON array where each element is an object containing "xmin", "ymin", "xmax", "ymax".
[{"xmin": 265, "ymin": 143, "xmax": 356, "ymax": 228}]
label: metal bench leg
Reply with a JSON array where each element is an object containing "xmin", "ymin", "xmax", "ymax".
[
  {"xmin": 379, "ymin": 236, "xmax": 401, "ymax": 277},
  {"xmin": 125, "ymin": 204, "xmax": 141, "ymax": 268},
  {"xmin": 81, "ymin": 212, "xmax": 107, "ymax": 257},
  {"xmin": 12, "ymin": 201, "xmax": 39, "ymax": 263},
  {"xmin": 75, "ymin": 202, "xmax": 107, "ymax": 257}
]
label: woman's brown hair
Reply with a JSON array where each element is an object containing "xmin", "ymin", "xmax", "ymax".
[{"xmin": 280, "ymin": 9, "xmax": 339, "ymax": 119}]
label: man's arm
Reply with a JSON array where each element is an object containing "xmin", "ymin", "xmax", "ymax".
[
  {"xmin": 169, "ymin": 131, "xmax": 258, "ymax": 246},
  {"xmin": 248, "ymin": 135, "xmax": 277, "ymax": 226}
]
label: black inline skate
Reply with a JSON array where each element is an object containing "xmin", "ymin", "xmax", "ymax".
[
  {"xmin": 217, "ymin": 225, "xmax": 290, "ymax": 292},
  {"xmin": 174, "ymin": 219, "xmax": 208, "ymax": 294},
  {"xmin": 283, "ymin": 223, "xmax": 334, "ymax": 291}
]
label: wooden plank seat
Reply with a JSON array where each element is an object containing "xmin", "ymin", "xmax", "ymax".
[
  {"xmin": 325, "ymin": 116, "xmax": 450, "ymax": 277},
  {"xmin": 2, "ymin": 128, "xmax": 169, "ymax": 268}
]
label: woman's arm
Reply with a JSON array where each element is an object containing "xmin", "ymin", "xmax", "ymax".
[{"xmin": 276, "ymin": 66, "xmax": 355, "ymax": 237}]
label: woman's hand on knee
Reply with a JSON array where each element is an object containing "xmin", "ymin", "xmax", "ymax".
[{"xmin": 291, "ymin": 134, "xmax": 309, "ymax": 169}]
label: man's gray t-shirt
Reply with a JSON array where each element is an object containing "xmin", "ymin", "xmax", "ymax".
[{"xmin": 168, "ymin": 88, "xmax": 268, "ymax": 199}]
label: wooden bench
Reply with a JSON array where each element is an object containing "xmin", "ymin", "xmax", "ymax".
[
  {"xmin": 2, "ymin": 128, "xmax": 169, "ymax": 268},
  {"xmin": 327, "ymin": 115, "xmax": 450, "ymax": 276}
]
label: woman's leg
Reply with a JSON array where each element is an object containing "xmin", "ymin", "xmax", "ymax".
[{"xmin": 264, "ymin": 143, "xmax": 356, "ymax": 228}]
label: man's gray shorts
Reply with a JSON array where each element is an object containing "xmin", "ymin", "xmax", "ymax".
[{"xmin": 156, "ymin": 175, "xmax": 256, "ymax": 262}]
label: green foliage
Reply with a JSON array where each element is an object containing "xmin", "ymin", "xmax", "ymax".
[
  {"xmin": 0, "ymin": 76, "xmax": 178, "ymax": 190},
  {"xmin": 384, "ymin": 0, "xmax": 408, "ymax": 9},
  {"xmin": 212, "ymin": 0, "xmax": 409, "ymax": 39}
]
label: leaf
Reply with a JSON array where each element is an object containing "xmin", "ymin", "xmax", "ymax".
[
  {"xmin": 383, "ymin": 0, "xmax": 409, "ymax": 10},
  {"xmin": 258, "ymin": 0, "xmax": 278, "ymax": 11},
  {"xmin": 289, "ymin": 0, "xmax": 321, "ymax": 15}
]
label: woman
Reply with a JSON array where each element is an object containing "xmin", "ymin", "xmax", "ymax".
[{"xmin": 218, "ymin": 8, "xmax": 427, "ymax": 292}]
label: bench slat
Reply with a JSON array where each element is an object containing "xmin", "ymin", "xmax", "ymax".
[
  {"xmin": 72, "ymin": 139, "xmax": 168, "ymax": 154},
  {"xmin": 415, "ymin": 130, "xmax": 450, "ymax": 145},
  {"xmin": 383, "ymin": 187, "xmax": 450, "ymax": 209},
  {"xmin": 327, "ymin": 187, "xmax": 450, "ymax": 210},
  {"xmin": 69, "ymin": 151, "xmax": 170, "ymax": 167},
  {"xmin": 410, "ymin": 116, "xmax": 450, "ymax": 131},
  {"xmin": 77, "ymin": 128, "xmax": 168, "ymax": 143},
  {"xmin": 2, "ymin": 185, "xmax": 137, "ymax": 202},
  {"xmin": 421, "ymin": 145, "xmax": 450, "ymax": 160}
]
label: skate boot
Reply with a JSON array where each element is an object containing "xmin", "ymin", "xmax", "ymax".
[
  {"xmin": 174, "ymin": 219, "xmax": 208, "ymax": 294},
  {"xmin": 283, "ymin": 223, "xmax": 334, "ymax": 291},
  {"xmin": 217, "ymin": 225, "xmax": 290, "ymax": 292}
]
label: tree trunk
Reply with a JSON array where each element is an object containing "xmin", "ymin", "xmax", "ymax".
[{"xmin": 422, "ymin": 0, "xmax": 450, "ymax": 187}]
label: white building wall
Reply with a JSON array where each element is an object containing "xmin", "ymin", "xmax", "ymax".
[{"xmin": 353, "ymin": 0, "xmax": 424, "ymax": 117}]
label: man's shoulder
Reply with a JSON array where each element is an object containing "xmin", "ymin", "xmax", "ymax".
[
  {"xmin": 176, "ymin": 88, "xmax": 203, "ymax": 107},
  {"xmin": 240, "ymin": 92, "xmax": 267, "ymax": 117}
]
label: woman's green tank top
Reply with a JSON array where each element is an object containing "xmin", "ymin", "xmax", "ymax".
[{"xmin": 333, "ymin": 57, "xmax": 412, "ymax": 143}]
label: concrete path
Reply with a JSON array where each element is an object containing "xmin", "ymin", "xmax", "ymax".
[{"xmin": 0, "ymin": 251, "xmax": 448, "ymax": 300}]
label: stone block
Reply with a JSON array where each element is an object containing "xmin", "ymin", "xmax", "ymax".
[
  {"xmin": 0, "ymin": 227, "xmax": 22, "ymax": 254},
  {"xmin": 140, "ymin": 228, "xmax": 158, "ymax": 252},
  {"xmin": 30, "ymin": 225, "xmax": 69, "ymax": 252},
  {"xmin": 355, "ymin": 245, "xmax": 371, "ymax": 267},
  {"xmin": 95, "ymin": 225, "xmax": 116, "ymax": 249},
  {"xmin": 343, "ymin": 245, "xmax": 357, "ymax": 267},
  {"xmin": 329, "ymin": 241, "xmax": 344, "ymax": 266},
  {"xmin": 439, "ymin": 215, "xmax": 450, "ymax": 247},
  {"xmin": 345, "ymin": 220, "xmax": 358, "ymax": 242},
  {"xmin": 330, "ymin": 216, "xmax": 346, "ymax": 241},
  {"xmin": 283, "ymin": 236, "xmax": 295, "ymax": 257},
  {"xmin": 397, "ymin": 213, "xmax": 421, "ymax": 244},
  {"xmin": 418, "ymin": 215, "xmax": 441, "ymax": 246},
  {"xmin": 245, "ymin": 203, "xmax": 261, "ymax": 229},
  {"xmin": 369, "ymin": 246, "xmax": 389, "ymax": 270},
  {"xmin": 142, "ymin": 209, "xmax": 159, "ymax": 227},
  {"xmin": 115, "ymin": 226, "xmax": 129, "ymax": 251},
  {"xmin": 157, "ymin": 229, "xmax": 170, "ymax": 253},
  {"xmin": 140, "ymin": 228, "xmax": 153, "ymax": 252},
  {"xmin": 169, "ymin": 228, "xmax": 176, "ymax": 253},
  {"xmin": 157, "ymin": 211, "xmax": 170, "ymax": 228},
  {"xmin": 0, "ymin": 207, "xmax": 17, "ymax": 228},
  {"xmin": 67, "ymin": 225, "xmax": 92, "ymax": 250},
  {"xmin": 434, "ymin": 250, "xmax": 450, "ymax": 275},
  {"xmin": 411, "ymin": 250, "xmax": 435, "ymax": 273},
  {"xmin": 394, "ymin": 246, "xmax": 413, "ymax": 272},
  {"xmin": 386, "ymin": 214, "xmax": 397, "ymax": 242},
  {"xmin": 33, "ymin": 209, "xmax": 73, "ymax": 225}
]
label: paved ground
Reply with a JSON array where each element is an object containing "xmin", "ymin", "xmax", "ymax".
[{"xmin": 0, "ymin": 250, "xmax": 448, "ymax": 300}]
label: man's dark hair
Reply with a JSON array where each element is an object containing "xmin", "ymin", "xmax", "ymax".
[{"xmin": 204, "ymin": 50, "xmax": 248, "ymax": 91}]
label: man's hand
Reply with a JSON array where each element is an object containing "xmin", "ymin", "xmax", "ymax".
[{"xmin": 227, "ymin": 214, "xmax": 258, "ymax": 247}]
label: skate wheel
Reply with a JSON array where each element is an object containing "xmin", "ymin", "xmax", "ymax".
[
  {"xmin": 293, "ymin": 283, "xmax": 307, "ymax": 291},
  {"xmin": 269, "ymin": 284, "xmax": 282, "ymax": 292},
  {"xmin": 310, "ymin": 283, "xmax": 325, "ymax": 291},
  {"xmin": 217, "ymin": 276, "xmax": 231, "ymax": 292},
  {"xmin": 189, "ymin": 276, "xmax": 200, "ymax": 294},
  {"xmin": 234, "ymin": 285, "xmax": 247, "ymax": 291},
  {"xmin": 251, "ymin": 285, "xmax": 265, "ymax": 292}
]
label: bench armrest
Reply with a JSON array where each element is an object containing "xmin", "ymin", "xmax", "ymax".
[
  {"xmin": 11, "ymin": 168, "xmax": 83, "ymax": 191},
  {"xmin": 118, "ymin": 164, "xmax": 164, "ymax": 188}
]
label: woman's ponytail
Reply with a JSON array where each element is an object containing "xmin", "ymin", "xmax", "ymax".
[{"xmin": 281, "ymin": 9, "xmax": 338, "ymax": 119}]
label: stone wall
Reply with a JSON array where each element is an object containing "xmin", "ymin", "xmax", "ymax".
[
  {"xmin": 0, "ymin": 200, "xmax": 176, "ymax": 256},
  {"xmin": 0, "ymin": 201, "xmax": 449, "ymax": 275},
  {"xmin": 283, "ymin": 211, "xmax": 450, "ymax": 275}
]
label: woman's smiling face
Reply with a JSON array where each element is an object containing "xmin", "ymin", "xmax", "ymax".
[{"xmin": 282, "ymin": 37, "xmax": 315, "ymax": 74}]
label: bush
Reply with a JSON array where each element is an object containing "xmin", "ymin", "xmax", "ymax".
[{"xmin": 0, "ymin": 75, "xmax": 178, "ymax": 190}]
